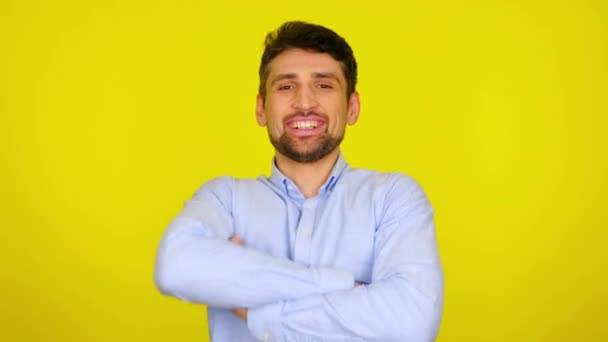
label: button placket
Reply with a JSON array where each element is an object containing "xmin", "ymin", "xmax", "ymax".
[{"xmin": 293, "ymin": 200, "xmax": 316, "ymax": 264}]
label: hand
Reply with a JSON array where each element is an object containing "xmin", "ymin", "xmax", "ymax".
[
  {"xmin": 230, "ymin": 235, "xmax": 245, "ymax": 246},
  {"xmin": 229, "ymin": 235, "xmax": 248, "ymax": 321},
  {"xmin": 232, "ymin": 307, "xmax": 248, "ymax": 321}
]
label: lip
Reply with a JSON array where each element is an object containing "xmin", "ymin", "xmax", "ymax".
[{"xmin": 284, "ymin": 115, "xmax": 326, "ymax": 137}]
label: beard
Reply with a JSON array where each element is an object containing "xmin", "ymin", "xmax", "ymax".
[{"xmin": 268, "ymin": 130, "xmax": 344, "ymax": 163}]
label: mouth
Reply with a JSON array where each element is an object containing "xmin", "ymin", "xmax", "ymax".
[
  {"xmin": 288, "ymin": 120, "xmax": 322, "ymax": 129},
  {"xmin": 285, "ymin": 116, "xmax": 326, "ymax": 136}
]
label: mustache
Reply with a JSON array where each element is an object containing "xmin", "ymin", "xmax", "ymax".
[{"xmin": 283, "ymin": 111, "xmax": 328, "ymax": 121}]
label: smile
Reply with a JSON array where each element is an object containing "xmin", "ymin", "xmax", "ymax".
[{"xmin": 289, "ymin": 120, "xmax": 322, "ymax": 129}]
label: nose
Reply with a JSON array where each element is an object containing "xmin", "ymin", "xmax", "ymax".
[{"xmin": 292, "ymin": 86, "xmax": 319, "ymax": 112}]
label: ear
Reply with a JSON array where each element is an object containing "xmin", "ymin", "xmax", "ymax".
[
  {"xmin": 346, "ymin": 91, "xmax": 360, "ymax": 125},
  {"xmin": 256, "ymin": 94, "xmax": 266, "ymax": 126}
]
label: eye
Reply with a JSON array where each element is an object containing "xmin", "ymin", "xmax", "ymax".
[
  {"xmin": 317, "ymin": 83, "xmax": 334, "ymax": 89},
  {"xmin": 277, "ymin": 84, "xmax": 294, "ymax": 91}
]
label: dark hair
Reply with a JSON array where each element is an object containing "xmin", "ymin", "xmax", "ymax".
[{"xmin": 258, "ymin": 21, "xmax": 358, "ymax": 99}]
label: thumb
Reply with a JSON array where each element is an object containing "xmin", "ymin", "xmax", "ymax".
[{"xmin": 230, "ymin": 235, "xmax": 245, "ymax": 246}]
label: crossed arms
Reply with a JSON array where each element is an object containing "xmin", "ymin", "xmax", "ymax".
[{"xmin": 154, "ymin": 176, "xmax": 443, "ymax": 341}]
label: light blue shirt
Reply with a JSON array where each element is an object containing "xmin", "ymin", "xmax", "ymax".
[{"xmin": 154, "ymin": 154, "xmax": 443, "ymax": 341}]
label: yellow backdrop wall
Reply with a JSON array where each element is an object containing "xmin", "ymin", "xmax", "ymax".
[{"xmin": 2, "ymin": 1, "xmax": 606, "ymax": 341}]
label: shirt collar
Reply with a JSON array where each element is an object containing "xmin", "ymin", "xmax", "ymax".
[{"xmin": 268, "ymin": 153, "xmax": 349, "ymax": 199}]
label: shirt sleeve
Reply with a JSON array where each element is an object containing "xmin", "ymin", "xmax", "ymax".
[
  {"xmin": 247, "ymin": 175, "xmax": 444, "ymax": 342},
  {"xmin": 153, "ymin": 176, "xmax": 354, "ymax": 309}
]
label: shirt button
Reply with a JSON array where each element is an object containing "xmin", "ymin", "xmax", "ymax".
[{"xmin": 303, "ymin": 199, "xmax": 315, "ymax": 209}]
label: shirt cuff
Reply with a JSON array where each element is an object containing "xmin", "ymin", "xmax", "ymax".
[
  {"xmin": 318, "ymin": 268, "xmax": 355, "ymax": 294},
  {"xmin": 248, "ymin": 302, "xmax": 283, "ymax": 342}
]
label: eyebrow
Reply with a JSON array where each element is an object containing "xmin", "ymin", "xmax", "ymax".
[
  {"xmin": 312, "ymin": 72, "xmax": 340, "ymax": 82},
  {"xmin": 270, "ymin": 73, "xmax": 297, "ymax": 86},
  {"xmin": 270, "ymin": 72, "xmax": 342, "ymax": 86}
]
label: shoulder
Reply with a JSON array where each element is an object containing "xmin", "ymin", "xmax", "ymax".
[
  {"xmin": 342, "ymin": 168, "xmax": 431, "ymax": 211},
  {"xmin": 193, "ymin": 175, "xmax": 271, "ymax": 198},
  {"xmin": 342, "ymin": 168, "xmax": 424, "ymax": 194},
  {"xmin": 193, "ymin": 176, "xmax": 235, "ymax": 197},
  {"xmin": 385, "ymin": 172, "xmax": 428, "ymax": 201}
]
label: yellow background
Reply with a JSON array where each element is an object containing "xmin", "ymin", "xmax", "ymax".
[{"xmin": 2, "ymin": 0, "xmax": 606, "ymax": 341}]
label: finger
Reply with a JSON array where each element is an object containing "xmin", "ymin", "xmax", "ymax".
[
  {"xmin": 230, "ymin": 235, "xmax": 244, "ymax": 246},
  {"xmin": 231, "ymin": 308, "xmax": 247, "ymax": 321}
]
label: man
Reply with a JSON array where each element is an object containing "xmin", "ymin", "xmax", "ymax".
[{"xmin": 154, "ymin": 21, "xmax": 443, "ymax": 341}]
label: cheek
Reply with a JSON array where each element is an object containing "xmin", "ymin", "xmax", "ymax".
[
  {"xmin": 265, "ymin": 114, "xmax": 284, "ymax": 136},
  {"xmin": 327, "ymin": 105, "xmax": 349, "ymax": 129}
]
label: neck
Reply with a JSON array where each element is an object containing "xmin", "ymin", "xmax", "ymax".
[{"xmin": 275, "ymin": 148, "xmax": 340, "ymax": 198}]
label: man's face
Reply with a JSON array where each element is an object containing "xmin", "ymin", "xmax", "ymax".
[{"xmin": 256, "ymin": 48, "xmax": 360, "ymax": 163}]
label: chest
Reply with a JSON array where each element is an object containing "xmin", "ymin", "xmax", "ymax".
[{"xmin": 233, "ymin": 188, "xmax": 379, "ymax": 283}]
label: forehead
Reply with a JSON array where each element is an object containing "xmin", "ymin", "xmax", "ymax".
[{"xmin": 267, "ymin": 48, "xmax": 344, "ymax": 79}]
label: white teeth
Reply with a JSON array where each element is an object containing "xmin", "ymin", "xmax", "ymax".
[{"xmin": 292, "ymin": 120, "xmax": 319, "ymax": 129}]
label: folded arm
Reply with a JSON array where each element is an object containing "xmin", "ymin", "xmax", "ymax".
[
  {"xmin": 245, "ymin": 175, "xmax": 444, "ymax": 341},
  {"xmin": 154, "ymin": 177, "xmax": 354, "ymax": 309}
]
